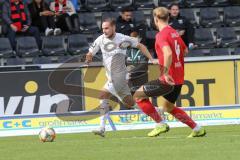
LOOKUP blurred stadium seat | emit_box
[32,56,52,64]
[85,0,110,12]
[199,8,222,27]
[132,10,148,41]
[67,34,89,55]
[16,37,40,57]
[158,0,185,7]
[185,0,207,7]
[223,6,240,27]
[101,11,119,23]
[133,10,147,27]
[216,27,239,48]
[86,33,102,43]
[234,48,240,55]
[110,0,133,10]
[181,9,198,26]
[6,57,25,65]
[187,49,211,57]
[212,0,230,6]
[210,48,231,56]
[58,55,72,63]
[194,28,216,49]
[0,38,14,58]
[42,36,66,56]
[133,0,155,9]
[58,55,82,63]
[79,13,100,33]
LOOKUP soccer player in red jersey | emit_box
[134,7,206,138]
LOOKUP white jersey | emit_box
[89,33,139,82]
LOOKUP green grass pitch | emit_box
[0,125,240,160]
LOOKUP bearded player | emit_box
[133,7,206,138]
[85,18,162,137]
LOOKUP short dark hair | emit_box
[102,18,116,26]
[120,6,133,13]
[168,3,180,10]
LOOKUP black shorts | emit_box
[143,79,182,104]
[163,85,182,104]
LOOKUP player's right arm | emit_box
[157,34,175,85]
[184,48,189,56]
[85,37,101,64]
[162,45,175,85]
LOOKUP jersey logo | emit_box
[119,41,132,49]
[103,42,117,52]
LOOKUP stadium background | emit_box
[0,0,240,137]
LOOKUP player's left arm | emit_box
[136,43,156,63]
[179,37,188,56]
[184,48,189,56]
[123,35,155,63]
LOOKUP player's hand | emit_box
[164,74,175,86]
[178,30,185,36]
[85,53,93,64]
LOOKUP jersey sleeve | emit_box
[122,35,139,48]
[89,36,101,56]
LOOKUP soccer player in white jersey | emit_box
[85,18,156,137]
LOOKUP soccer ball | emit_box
[39,127,56,142]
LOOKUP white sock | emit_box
[193,124,201,132]
[100,113,109,132]
[99,99,110,132]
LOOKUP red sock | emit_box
[136,99,162,123]
[170,106,197,129]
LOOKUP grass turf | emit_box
[0,125,240,160]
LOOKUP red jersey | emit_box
[155,25,187,85]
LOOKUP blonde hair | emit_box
[153,7,169,22]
